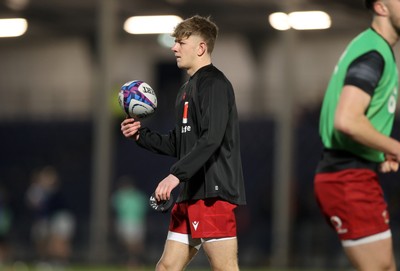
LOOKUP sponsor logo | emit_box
[181,101,191,133]
[388,87,397,114]
[142,86,155,96]
[183,101,189,124]
[192,221,199,231]
[181,125,191,133]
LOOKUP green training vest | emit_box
[319,28,398,162]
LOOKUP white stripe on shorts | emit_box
[167,231,236,250]
[341,229,391,247]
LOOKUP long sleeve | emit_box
[136,127,177,157]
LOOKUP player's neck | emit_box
[371,19,399,47]
[187,57,212,77]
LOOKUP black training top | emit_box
[137,64,246,205]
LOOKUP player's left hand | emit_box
[154,174,180,201]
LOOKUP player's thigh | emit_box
[156,239,198,271]
[344,237,396,271]
[202,238,239,271]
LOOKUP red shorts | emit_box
[169,198,237,239]
[314,169,390,240]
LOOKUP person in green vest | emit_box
[314,0,400,270]
[0,187,12,265]
[111,176,148,267]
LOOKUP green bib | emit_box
[319,28,398,162]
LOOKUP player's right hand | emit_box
[379,154,399,173]
[154,174,180,202]
[121,118,141,140]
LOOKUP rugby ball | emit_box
[118,80,157,119]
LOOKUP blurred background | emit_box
[1,0,400,270]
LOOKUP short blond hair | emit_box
[172,15,218,53]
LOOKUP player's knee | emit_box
[209,263,239,271]
[364,263,395,271]
[380,259,396,271]
[356,255,395,271]
[155,260,167,271]
[155,258,180,271]
[208,258,239,271]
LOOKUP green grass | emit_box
[61,268,336,271]
[2,265,347,271]
[67,268,342,271]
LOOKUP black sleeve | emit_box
[136,127,177,157]
[344,50,384,96]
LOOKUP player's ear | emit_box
[197,42,207,56]
[374,1,388,16]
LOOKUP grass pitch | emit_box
[4,264,348,271]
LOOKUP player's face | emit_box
[386,0,400,35]
[171,35,203,75]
